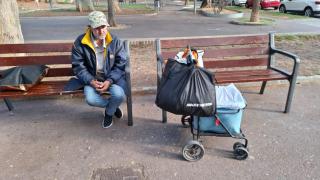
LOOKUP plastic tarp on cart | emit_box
[215,83,246,109]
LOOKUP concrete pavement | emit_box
[0,81,320,179]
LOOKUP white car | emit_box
[279,0,320,17]
[228,0,247,6]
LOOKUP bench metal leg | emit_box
[259,81,267,94]
[162,110,167,123]
[126,95,133,126]
[3,98,14,111]
[284,79,296,113]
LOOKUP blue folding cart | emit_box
[181,84,249,161]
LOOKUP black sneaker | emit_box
[114,107,123,119]
[102,113,113,128]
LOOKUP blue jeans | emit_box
[84,84,126,116]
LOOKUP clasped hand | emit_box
[91,79,111,93]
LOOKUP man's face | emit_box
[91,25,108,40]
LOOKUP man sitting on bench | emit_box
[68,11,128,128]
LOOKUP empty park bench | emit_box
[0,41,133,126]
[156,33,300,123]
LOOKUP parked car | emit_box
[227,0,247,6]
[246,0,281,9]
[279,0,320,17]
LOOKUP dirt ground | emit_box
[276,38,320,76]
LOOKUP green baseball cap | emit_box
[88,11,109,28]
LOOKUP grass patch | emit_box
[120,4,149,9]
[232,17,274,25]
[275,34,320,41]
[50,7,77,12]
[20,5,154,17]
[94,3,151,9]
[259,11,307,19]
[55,2,73,4]
[225,6,308,19]
[225,6,251,13]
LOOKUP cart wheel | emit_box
[181,115,191,128]
[233,142,245,150]
[234,146,249,160]
[182,140,205,162]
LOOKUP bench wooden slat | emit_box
[0,81,82,98]
[47,68,73,77]
[161,47,269,60]
[204,57,268,68]
[0,43,73,54]
[0,55,71,66]
[160,35,269,48]
[215,69,288,84]
[204,47,269,58]
[215,69,279,76]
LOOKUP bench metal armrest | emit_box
[156,54,164,88]
[124,40,132,89]
[125,59,131,79]
[270,47,300,78]
[124,40,133,126]
[124,40,131,86]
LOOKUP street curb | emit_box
[132,86,157,95]
[230,18,275,26]
[20,8,158,17]
[25,33,320,43]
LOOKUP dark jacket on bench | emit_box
[66,29,128,94]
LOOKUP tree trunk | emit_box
[250,0,260,22]
[107,0,117,26]
[42,0,53,8]
[212,0,225,14]
[200,0,212,8]
[0,0,24,43]
[48,0,53,9]
[114,0,122,13]
[78,0,95,12]
[75,0,80,11]
[35,0,39,7]
[184,0,189,5]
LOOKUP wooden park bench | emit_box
[156,33,300,123]
[0,41,133,126]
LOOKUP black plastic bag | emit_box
[156,58,216,116]
[0,65,49,91]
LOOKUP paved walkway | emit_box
[0,81,320,179]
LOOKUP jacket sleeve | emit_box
[106,39,127,84]
[71,43,95,85]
